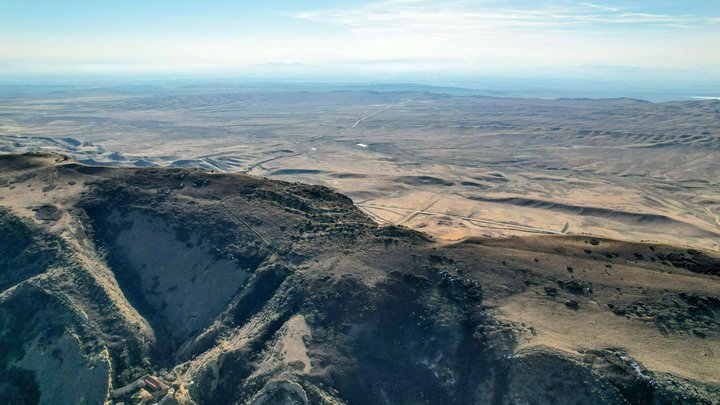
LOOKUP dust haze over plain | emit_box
[1,0,720,99]
[1,1,720,405]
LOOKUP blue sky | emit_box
[1,0,718,79]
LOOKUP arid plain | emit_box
[2,84,719,250]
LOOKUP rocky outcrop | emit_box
[0,154,718,404]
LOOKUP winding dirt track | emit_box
[356,203,563,235]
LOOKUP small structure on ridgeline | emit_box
[111,374,171,404]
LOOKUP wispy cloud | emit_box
[289,0,720,73]
[579,2,620,13]
[295,0,714,31]
[1,0,718,76]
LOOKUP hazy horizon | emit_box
[1,74,719,102]
[2,0,719,85]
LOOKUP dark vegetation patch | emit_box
[296,267,514,405]
[581,349,719,403]
[34,204,62,221]
[0,287,71,405]
[608,293,720,337]
[557,279,592,295]
[0,209,62,291]
[662,250,720,276]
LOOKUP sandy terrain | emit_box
[1,84,718,252]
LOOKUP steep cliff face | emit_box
[0,209,119,405]
[0,154,718,404]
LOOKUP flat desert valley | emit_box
[2,84,719,250]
